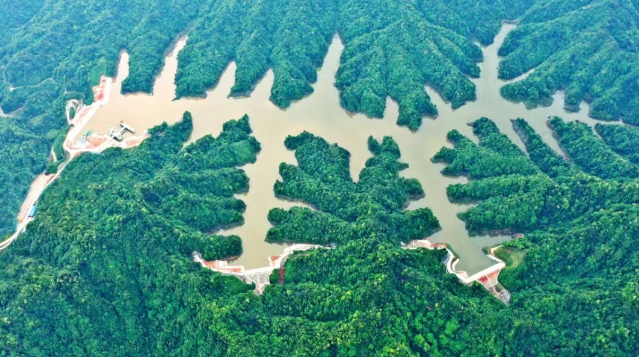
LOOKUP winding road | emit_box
[0,76,147,253]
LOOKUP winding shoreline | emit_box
[1,73,514,303]
[0,75,149,253]
[404,238,511,303]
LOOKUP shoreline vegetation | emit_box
[1,0,639,355]
[0,0,635,237]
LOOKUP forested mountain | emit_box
[499,0,639,124]
[0,0,205,237]
[175,0,531,130]
[2,0,637,236]
[0,113,261,355]
[267,133,439,245]
[434,117,639,354]
[0,115,494,356]
[3,113,639,355]
[2,0,639,355]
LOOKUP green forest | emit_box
[2,0,637,236]
[499,0,639,124]
[0,0,210,237]
[3,113,639,355]
[267,133,439,245]
[433,116,639,354]
[2,0,639,355]
[0,113,261,355]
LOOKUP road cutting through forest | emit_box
[0,76,149,253]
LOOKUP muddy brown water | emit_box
[81,24,602,273]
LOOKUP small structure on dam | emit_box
[108,121,135,141]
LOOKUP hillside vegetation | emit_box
[3,112,639,355]
[499,0,639,124]
[433,117,639,354]
[0,113,262,356]
[0,0,206,237]
[2,1,639,354]
[0,115,499,356]
[3,0,637,235]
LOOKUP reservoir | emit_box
[80,24,601,273]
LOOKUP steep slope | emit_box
[0,0,207,237]
[499,0,639,124]
[434,117,639,355]
[0,117,505,356]
[0,113,260,356]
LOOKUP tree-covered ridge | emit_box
[0,0,206,237]
[174,0,536,130]
[549,118,639,179]
[436,117,639,233]
[432,117,539,180]
[433,117,639,354]
[0,112,261,356]
[336,0,536,130]
[266,132,439,245]
[5,0,631,237]
[595,122,639,164]
[336,0,479,130]
[0,117,509,356]
[204,240,506,356]
[0,0,45,48]
[175,0,336,108]
[417,0,535,46]
[204,132,503,356]
[0,0,201,99]
[499,0,639,124]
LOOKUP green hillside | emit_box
[499,0,639,124]
[1,1,639,355]
[4,0,636,234]
[435,117,639,355]
[3,113,638,355]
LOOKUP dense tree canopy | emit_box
[0,115,509,356]
[175,0,532,130]
[0,0,206,237]
[267,132,439,245]
[434,116,639,354]
[2,0,637,236]
[4,113,639,355]
[499,0,639,124]
[0,113,262,356]
[2,1,639,354]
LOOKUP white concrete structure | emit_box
[405,239,510,303]
[195,244,332,294]
[1,76,148,253]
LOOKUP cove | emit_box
[77,24,602,274]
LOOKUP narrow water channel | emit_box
[80,24,602,273]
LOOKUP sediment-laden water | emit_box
[81,24,601,273]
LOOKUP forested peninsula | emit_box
[2,113,638,355]
[432,117,639,354]
[2,0,638,234]
[2,0,639,355]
